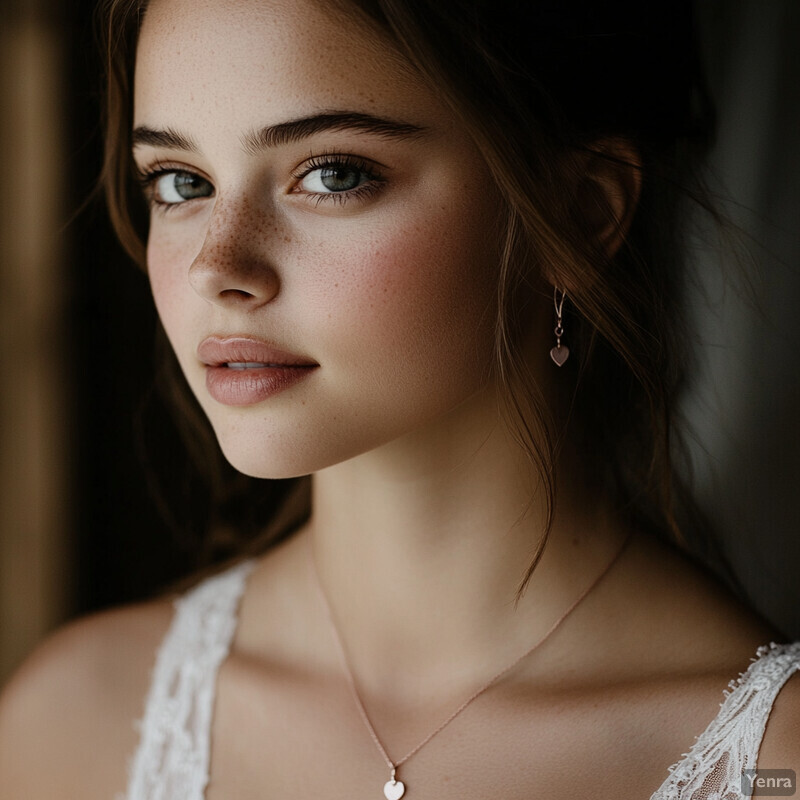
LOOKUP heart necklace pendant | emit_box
[383,768,406,800]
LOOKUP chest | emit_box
[203,657,732,800]
[119,566,796,800]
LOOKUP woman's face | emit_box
[133,0,505,478]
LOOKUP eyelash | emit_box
[136,153,386,212]
[291,153,386,206]
[136,162,203,213]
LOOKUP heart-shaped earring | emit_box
[550,344,570,366]
[551,287,569,367]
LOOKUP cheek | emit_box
[298,197,501,392]
[146,224,201,347]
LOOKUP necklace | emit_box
[309,531,632,799]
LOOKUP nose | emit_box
[188,199,280,310]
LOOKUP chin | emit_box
[211,421,357,480]
[215,432,316,480]
[210,411,418,479]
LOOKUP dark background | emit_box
[65,2,188,612]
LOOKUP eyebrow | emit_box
[132,126,199,151]
[132,112,428,155]
[243,112,428,151]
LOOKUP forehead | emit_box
[134,0,439,131]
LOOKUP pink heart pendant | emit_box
[550,345,570,366]
[384,779,406,800]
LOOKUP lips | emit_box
[198,336,318,406]
[198,336,318,368]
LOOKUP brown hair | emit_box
[99,0,741,593]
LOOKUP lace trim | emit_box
[119,559,256,800]
[650,640,800,800]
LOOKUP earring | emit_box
[550,287,570,366]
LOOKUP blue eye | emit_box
[299,164,369,194]
[294,155,384,204]
[146,170,214,206]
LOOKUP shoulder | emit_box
[623,532,786,652]
[753,644,800,775]
[0,598,175,800]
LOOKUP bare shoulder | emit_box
[616,532,785,669]
[623,534,800,760]
[0,597,175,800]
[754,663,800,776]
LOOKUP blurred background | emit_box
[1,0,191,683]
[0,0,799,684]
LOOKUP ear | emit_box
[577,137,642,261]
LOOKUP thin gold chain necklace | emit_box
[308,531,632,799]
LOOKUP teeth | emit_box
[225,362,272,369]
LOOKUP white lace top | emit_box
[119,559,800,800]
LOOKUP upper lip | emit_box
[197,336,318,367]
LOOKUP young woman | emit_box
[1,0,798,798]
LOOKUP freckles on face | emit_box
[280,179,501,419]
[134,0,505,478]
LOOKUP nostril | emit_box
[219,288,257,300]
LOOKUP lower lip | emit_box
[205,365,317,406]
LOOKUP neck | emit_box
[305,383,630,700]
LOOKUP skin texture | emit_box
[135,0,507,480]
[0,0,798,798]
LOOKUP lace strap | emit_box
[121,559,256,800]
[652,640,800,799]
